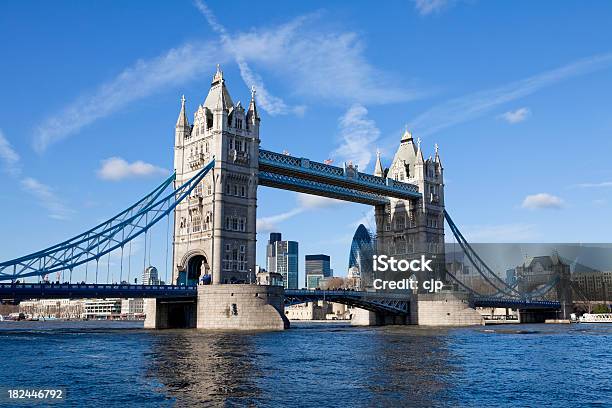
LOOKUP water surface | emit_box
[0,321,609,407]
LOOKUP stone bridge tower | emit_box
[173,66,260,286]
[373,130,446,286]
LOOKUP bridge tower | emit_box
[373,130,446,286]
[173,66,260,286]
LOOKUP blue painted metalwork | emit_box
[472,296,560,310]
[0,282,196,301]
[259,171,389,206]
[0,159,215,281]
[284,289,410,315]
[259,149,421,201]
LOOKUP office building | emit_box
[143,266,160,285]
[305,254,332,289]
[266,232,298,289]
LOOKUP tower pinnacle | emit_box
[401,127,413,142]
[374,150,384,177]
[176,94,189,128]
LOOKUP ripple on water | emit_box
[0,321,610,407]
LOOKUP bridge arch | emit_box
[178,249,210,286]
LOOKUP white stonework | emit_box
[374,130,446,287]
[173,66,260,286]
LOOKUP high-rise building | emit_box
[266,233,298,289]
[348,224,376,288]
[305,254,332,289]
[142,266,160,285]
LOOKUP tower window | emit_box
[241,186,246,197]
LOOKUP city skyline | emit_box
[1,1,612,280]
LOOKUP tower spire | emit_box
[374,150,384,177]
[176,94,189,128]
[401,126,413,142]
[415,137,424,163]
[248,85,259,120]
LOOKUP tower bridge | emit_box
[0,66,564,329]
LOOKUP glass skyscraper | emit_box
[266,233,299,289]
[305,254,332,289]
[348,224,376,288]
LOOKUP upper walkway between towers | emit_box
[258,149,421,205]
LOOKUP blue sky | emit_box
[1,1,611,284]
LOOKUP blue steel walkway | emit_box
[0,283,197,302]
[0,284,560,312]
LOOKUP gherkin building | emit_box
[348,224,376,289]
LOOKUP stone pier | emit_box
[196,284,289,330]
[351,291,484,327]
[144,285,289,330]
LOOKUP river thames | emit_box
[0,321,609,407]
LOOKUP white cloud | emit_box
[414,0,453,16]
[228,15,422,105]
[0,130,72,219]
[21,177,73,220]
[34,41,225,152]
[409,53,612,136]
[97,157,168,181]
[256,207,304,232]
[296,193,345,209]
[0,130,21,176]
[194,0,305,116]
[521,193,564,210]
[499,107,530,124]
[574,181,612,188]
[257,192,347,231]
[332,104,381,170]
[453,223,539,242]
[35,7,423,151]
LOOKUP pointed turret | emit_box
[215,81,228,111]
[434,143,442,167]
[401,128,413,143]
[176,95,189,128]
[415,137,424,163]
[204,64,234,112]
[374,150,384,177]
[247,86,259,122]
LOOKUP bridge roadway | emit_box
[0,284,560,312]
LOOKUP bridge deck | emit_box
[259,149,421,203]
[0,283,197,301]
[0,284,561,312]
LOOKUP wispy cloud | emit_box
[414,0,454,16]
[97,157,168,181]
[409,53,612,136]
[194,0,305,116]
[0,129,21,176]
[257,191,347,232]
[0,130,71,219]
[521,193,564,210]
[34,41,224,152]
[296,193,345,209]
[256,207,304,233]
[229,15,423,106]
[574,181,612,188]
[21,177,73,220]
[499,107,530,124]
[332,104,381,170]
